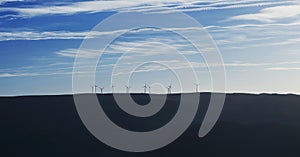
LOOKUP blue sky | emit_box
[0,0,300,95]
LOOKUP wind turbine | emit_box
[125,85,131,93]
[194,83,200,93]
[94,85,98,93]
[143,83,147,93]
[148,85,151,94]
[99,87,104,94]
[167,83,172,94]
[111,84,115,93]
[91,86,94,93]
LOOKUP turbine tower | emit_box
[125,85,131,93]
[111,85,115,93]
[194,83,200,93]
[148,85,151,94]
[167,83,172,94]
[143,83,147,93]
[99,87,104,94]
[94,85,98,93]
[91,86,94,93]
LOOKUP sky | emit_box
[0,0,300,95]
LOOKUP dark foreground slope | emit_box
[1,93,300,157]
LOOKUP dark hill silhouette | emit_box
[1,93,300,157]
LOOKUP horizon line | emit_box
[1,91,299,97]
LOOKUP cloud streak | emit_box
[265,67,300,71]
[0,30,127,41]
[0,0,295,17]
[0,27,205,41]
[228,3,300,22]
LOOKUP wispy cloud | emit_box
[56,48,100,58]
[0,0,295,17]
[0,62,115,78]
[269,37,300,46]
[207,19,300,49]
[2,20,300,51]
[0,71,90,78]
[1,61,298,78]
[0,27,206,41]
[0,72,38,77]
[141,1,294,14]
[0,0,24,4]
[0,30,127,41]
[265,67,300,71]
[228,3,300,22]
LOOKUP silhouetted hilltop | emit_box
[1,93,300,157]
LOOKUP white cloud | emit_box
[269,37,300,46]
[2,21,300,50]
[0,64,114,78]
[0,71,91,78]
[206,20,300,32]
[0,31,85,41]
[229,3,300,22]
[0,27,204,41]
[145,1,293,14]
[0,0,295,17]
[56,48,100,58]
[265,67,300,71]
[0,72,38,77]
[0,0,24,4]
[206,18,300,49]
[0,30,129,41]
